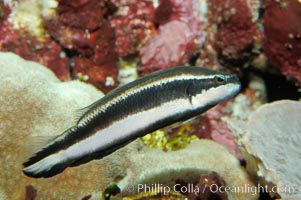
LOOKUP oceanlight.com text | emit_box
[127,183,299,196]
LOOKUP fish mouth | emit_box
[226,82,241,99]
[227,74,241,95]
[233,83,241,95]
[226,74,240,84]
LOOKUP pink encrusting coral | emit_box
[263,0,301,87]
[205,104,243,160]
[139,0,206,74]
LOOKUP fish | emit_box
[22,66,241,178]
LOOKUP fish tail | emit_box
[22,127,77,178]
[22,153,71,178]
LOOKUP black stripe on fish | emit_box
[23,66,241,178]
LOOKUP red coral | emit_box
[139,0,205,75]
[207,0,259,67]
[91,22,119,65]
[44,0,119,92]
[73,57,118,93]
[1,32,70,80]
[0,2,70,80]
[109,0,155,57]
[57,0,113,32]
[153,0,173,25]
[263,0,301,87]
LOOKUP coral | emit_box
[139,0,206,74]
[207,0,260,67]
[43,0,114,56]
[228,100,301,199]
[73,57,118,93]
[0,52,138,199]
[43,0,119,92]
[205,106,242,159]
[231,73,267,120]
[0,1,70,80]
[109,0,156,57]
[119,140,258,200]
[263,0,301,87]
[0,32,70,80]
[3,0,48,37]
[188,116,213,140]
[0,2,11,25]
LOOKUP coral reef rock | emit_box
[119,140,257,200]
[228,100,301,199]
[263,0,301,87]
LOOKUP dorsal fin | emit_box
[73,99,102,125]
[74,106,92,124]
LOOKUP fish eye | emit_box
[214,75,226,84]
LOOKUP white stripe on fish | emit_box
[23,66,241,178]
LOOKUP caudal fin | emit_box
[23,153,71,178]
[22,127,78,178]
